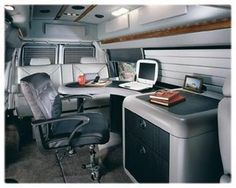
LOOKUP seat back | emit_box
[218,75,231,182]
[20,73,62,150]
[20,73,62,120]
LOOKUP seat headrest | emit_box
[80,57,97,64]
[30,58,51,66]
[223,75,231,97]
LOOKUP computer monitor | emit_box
[136,59,159,85]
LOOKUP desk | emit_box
[58,81,178,133]
[58,81,140,97]
[123,90,223,183]
[58,80,178,97]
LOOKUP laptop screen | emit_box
[138,63,156,80]
[136,59,158,85]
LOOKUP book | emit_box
[150,94,185,106]
[149,90,179,101]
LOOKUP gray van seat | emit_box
[14,58,109,117]
[17,64,62,88]
[218,75,231,183]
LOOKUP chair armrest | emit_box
[60,94,92,100]
[60,94,93,112]
[32,114,90,146]
[31,115,89,127]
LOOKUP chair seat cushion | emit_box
[49,112,110,148]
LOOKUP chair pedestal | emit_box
[82,145,101,182]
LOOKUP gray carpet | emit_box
[5,141,132,183]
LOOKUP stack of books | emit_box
[149,90,185,106]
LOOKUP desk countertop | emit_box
[58,81,140,97]
[123,90,219,138]
[58,80,180,97]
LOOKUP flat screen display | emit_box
[183,75,203,93]
[138,63,156,81]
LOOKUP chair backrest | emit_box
[20,73,62,120]
[218,75,231,182]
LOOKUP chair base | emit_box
[56,144,102,183]
[81,145,101,182]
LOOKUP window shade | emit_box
[64,47,95,64]
[22,46,56,66]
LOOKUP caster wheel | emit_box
[91,172,96,181]
[81,164,86,169]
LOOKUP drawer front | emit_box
[125,132,169,183]
[125,109,155,149]
[154,128,170,161]
[125,109,170,182]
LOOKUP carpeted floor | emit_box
[5,140,132,183]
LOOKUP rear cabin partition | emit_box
[143,47,231,94]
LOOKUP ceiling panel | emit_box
[59,5,91,21]
[33,5,61,20]
[81,5,141,24]
[32,5,141,24]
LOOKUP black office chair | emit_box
[20,73,110,182]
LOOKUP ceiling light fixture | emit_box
[5,5,15,11]
[111,8,129,17]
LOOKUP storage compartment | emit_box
[125,109,169,182]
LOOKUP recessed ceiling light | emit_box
[40,9,50,13]
[112,8,129,17]
[72,5,85,10]
[64,12,79,16]
[5,5,15,11]
[95,14,104,18]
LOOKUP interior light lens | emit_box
[5,5,15,11]
[112,8,129,16]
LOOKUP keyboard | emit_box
[119,81,153,91]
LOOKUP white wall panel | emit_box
[149,56,230,69]
[105,14,129,33]
[138,5,187,25]
[145,49,231,58]
[46,24,85,38]
[145,48,231,93]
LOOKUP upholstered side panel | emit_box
[218,98,231,175]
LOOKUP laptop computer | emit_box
[119,59,159,91]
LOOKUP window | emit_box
[21,45,57,66]
[63,46,95,64]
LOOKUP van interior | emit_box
[4,3,231,184]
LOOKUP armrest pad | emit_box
[60,94,93,101]
[31,115,89,127]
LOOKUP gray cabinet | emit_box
[123,91,223,183]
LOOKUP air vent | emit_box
[72,6,85,10]
[40,9,50,13]
[95,14,104,18]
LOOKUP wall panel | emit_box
[144,48,231,93]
